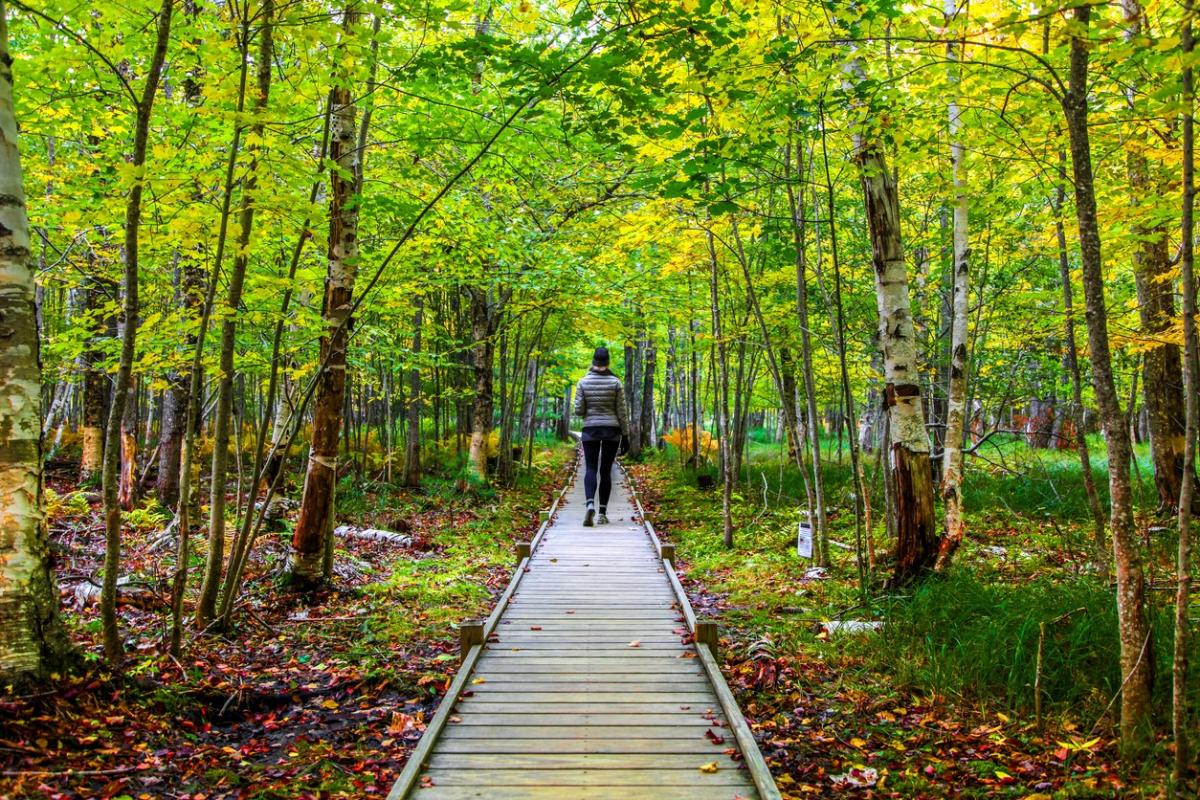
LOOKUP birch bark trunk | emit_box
[851,66,938,583]
[0,0,72,680]
[936,0,970,569]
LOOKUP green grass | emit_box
[641,432,1193,722]
[728,428,1160,524]
[856,570,1196,716]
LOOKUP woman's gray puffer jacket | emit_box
[574,368,629,434]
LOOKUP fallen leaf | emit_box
[699,761,719,773]
[530,626,542,631]
[628,640,641,648]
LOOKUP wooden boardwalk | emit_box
[389,460,780,800]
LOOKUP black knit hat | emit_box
[592,346,610,367]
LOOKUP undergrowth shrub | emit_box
[854,571,1192,718]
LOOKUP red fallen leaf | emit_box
[530,626,542,630]
[449,716,462,723]
[420,775,435,788]
[705,729,725,744]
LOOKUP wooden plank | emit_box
[418,768,753,787]
[466,680,711,692]
[436,738,729,755]
[470,672,703,684]
[440,725,727,741]
[483,643,687,651]
[479,651,696,660]
[426,753,746,771]
[411,785,751,799]
[448,713,724,727]
[457,692,717,703]
[472,656,704,667]
[455,701,725,715]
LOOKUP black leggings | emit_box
[582,438,620,509]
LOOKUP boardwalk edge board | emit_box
[619,461,783,800]
[386,453,578,800]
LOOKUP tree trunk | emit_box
[80,273,112,482]
[706,229,733,548]
[854,87,938,584]
[1174,4,1197,783]
[787,138,831,566]
[405,296,423,487]
[1120,0,1190,514]
[100,0,173,665]
[118,374,139,511]
[1063,3,1152,748]
[197,0,274,619]
[557,382,571,441]
[287,3,359,588]
[936,3,970,570]
[0,1,73,680]
[625,336,642,459]
[1054,157,1106,556]
[640,340,655,450]
[466,286,500,482]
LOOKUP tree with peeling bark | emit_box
[286,2,363,589]
[849,55,939,585]
[936,0,970,571]
[0,0,72,683]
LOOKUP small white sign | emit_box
[797,516,813,559]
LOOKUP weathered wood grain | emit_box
[392,465,775,800]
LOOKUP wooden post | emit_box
[459,618,484,663]
[660,543,676,565]
[539,509,551,522]
[696,619,718,655]
[515,541,531,564]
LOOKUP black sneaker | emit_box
[583,508,595,527]
[597,513,609,525]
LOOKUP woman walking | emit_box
[574,347,629,527]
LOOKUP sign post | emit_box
[796,513,813,559]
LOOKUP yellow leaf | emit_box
[699,762,719,773]
[321,699,338,710]
[850,737,868,749]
